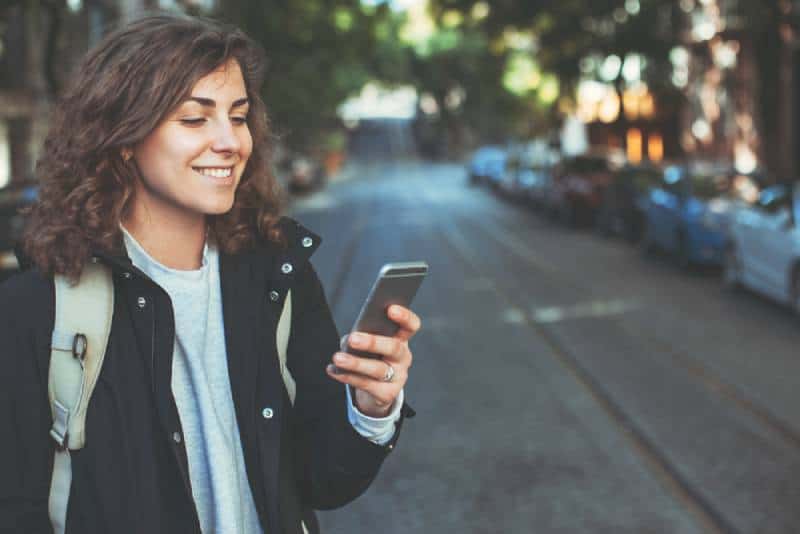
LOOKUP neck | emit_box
[122,205,207,271]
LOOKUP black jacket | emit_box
[0,217,410,534]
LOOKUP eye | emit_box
[180,118,206,126]
[231,116,248,125]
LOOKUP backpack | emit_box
[47,262,296,534]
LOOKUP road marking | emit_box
[438,217,728,534]
[502,307,527,324]
[532,299,641,324]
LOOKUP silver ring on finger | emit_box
[382,362,395,383]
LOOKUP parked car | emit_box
[515,140,560,208]
[548,151,622,226]
[595,163,662,242]
[467,146,506,187]
[0,181,37,271]
[724,183,800,313]
[639,163,742,267]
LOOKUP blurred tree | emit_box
[217,0,411,153]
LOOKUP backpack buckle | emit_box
[72,333,87,360]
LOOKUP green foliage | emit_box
[216,0,411,152]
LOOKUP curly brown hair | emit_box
[22,12,285,279]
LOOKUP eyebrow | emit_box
[185,96,249,109]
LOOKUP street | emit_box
[292,159,800,534]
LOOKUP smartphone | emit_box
[346,261,428,359]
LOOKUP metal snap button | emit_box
[137,296,146,308]
[262,407,274,419]
[269,290,280,302]
[172,431,182,444]
[302,237,313,248]
[281,263,293,274]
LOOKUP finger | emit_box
[326,365,401,405]
[347,332,408,363]
[333,352,403,382]
[387,305,422,334]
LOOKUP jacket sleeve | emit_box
[285,261,406,510]
[0,272,56,534]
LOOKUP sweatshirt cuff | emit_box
[346,386,404,446]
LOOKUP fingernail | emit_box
[390,306,402,318]
[326,364,339,375]
[334,353,349,364]
[349,332,365,346]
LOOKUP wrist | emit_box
[353,387,393,417]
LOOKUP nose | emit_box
[211,120,241,154]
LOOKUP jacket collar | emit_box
[82,216,321,281]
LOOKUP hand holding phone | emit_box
[346,261,428,359]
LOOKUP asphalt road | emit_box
[291,159,800,534]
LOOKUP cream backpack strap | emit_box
[48,262,114,534]
[276,289,296,405]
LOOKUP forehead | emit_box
[189,59,247,99]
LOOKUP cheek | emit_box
[241,128,253,161]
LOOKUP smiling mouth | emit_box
[192,166,234,178]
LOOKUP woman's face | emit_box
[131,59,253,225]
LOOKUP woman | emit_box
[0,13,418,534]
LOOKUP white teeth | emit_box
[195,167,232,178]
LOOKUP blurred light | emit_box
[712,40,739,69]
[502,54,541,95]
[538,75,560,105]
[622,83,652,120]
[445,86,465,110]
[334,8,354,31]
[692,119,712,142]
[503,30,535,51]
[672,71,689,88]
[399,0,436,47]
[599,55,622,82]
[731,174,760,203]
[338,83,418,120]
[442,9,463,28]
[580,55,599,75]
[613,8,628,24]
[627,128,643,163]
[648,132,664,162]
[598,92,621,123]
[67,0,82,11]
[561,115,589,156]
[622,53,642,82]
[640,92,655,119]
[471,2,490,20]
[625,0,641,15]
[734,141,758,174]
[693,20,717,41]
[0,120,9,188]
[419,93,439,115]
[669,46,690,67]
[665,166,683,183]
[679,0,695,13]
